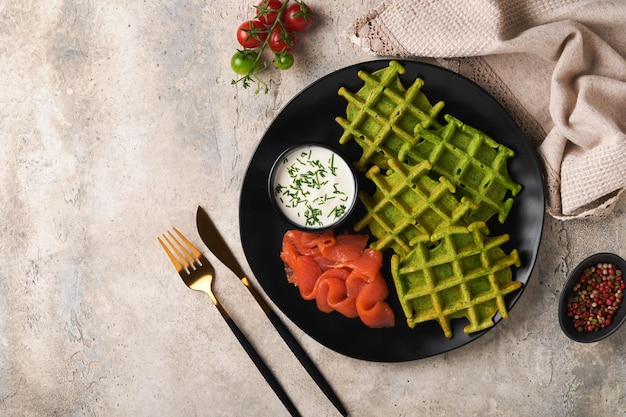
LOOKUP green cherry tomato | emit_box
[273,52,294,70]
[230,50,259,75]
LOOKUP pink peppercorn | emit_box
[566,263,624,333]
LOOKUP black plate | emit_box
[239,60,545,362]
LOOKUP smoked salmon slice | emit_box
[281,229,395,328]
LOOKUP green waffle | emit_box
[400,114,521,223]
[390,222,521,338]
[355,156,522,337]
[336,61,523,337]
[336,60,521,224]
[336,60,444,171]
[354,158,477,257]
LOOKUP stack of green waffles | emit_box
[336,60,522,338]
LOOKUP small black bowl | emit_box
[558,252,626,343]
[268,143,359,232]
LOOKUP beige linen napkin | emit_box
[349,0,626,220]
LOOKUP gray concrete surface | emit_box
[1,1,625,416]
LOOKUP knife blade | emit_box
[196,205,348,417]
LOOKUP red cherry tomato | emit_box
[282,2,314,32]
[255,0,283,26]
[236,20,268,48]
[268,26,295,52]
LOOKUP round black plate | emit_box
[239,60,545,362]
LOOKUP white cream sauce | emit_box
[271,145,357,229]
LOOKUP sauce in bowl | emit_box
[269,144,358,230]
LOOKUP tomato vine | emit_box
[230,0,315,94]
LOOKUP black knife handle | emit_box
[224,316,302,417]
[267,310,348,417]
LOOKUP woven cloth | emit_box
[349,0,626,220]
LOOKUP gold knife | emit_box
[196,206,348,417]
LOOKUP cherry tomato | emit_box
[255,0,283,26]
[236,20,267,49]
[230,50,259,75]
[282,2,314,32]
[273,52,294,70]
[268,26,295,53]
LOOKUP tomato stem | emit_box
[247,0,290,71]
[231,0,312,93]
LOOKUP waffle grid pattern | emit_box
[391,222,521,338]
[355,158,477,256]
[336,60,445,171]
[336,61,523,338]
[401,114,522,223]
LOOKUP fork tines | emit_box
[158,227,202,274]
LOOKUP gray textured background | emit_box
[1,1,625,416]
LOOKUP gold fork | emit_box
[158,228,302,417]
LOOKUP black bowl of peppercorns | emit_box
[559,253,626,343]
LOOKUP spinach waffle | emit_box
[337,60,523,338]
